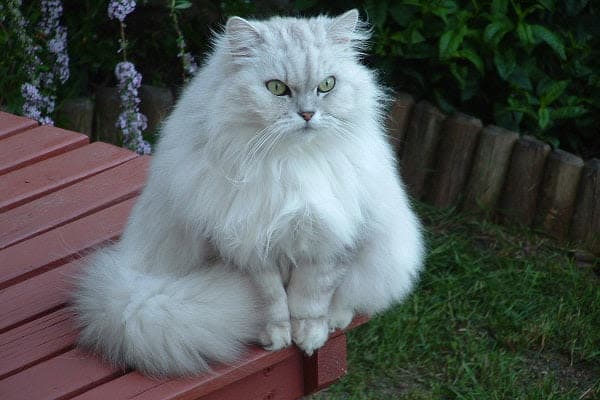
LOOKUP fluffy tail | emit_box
[72,245,262,377]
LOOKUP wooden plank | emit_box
[425,113,482,207]
[0,349,122,400]
[71,319,367,400]
[570,159,600,253]
[0,112,38,140]
[0,156,149,250]
[0,125,88,176]
[0,142,137,213]
[201,352,304,400]
[498,135,551,225]
[303,333,347,394]
[0,258,81,333]
[534,150,584,240]
[400,101,446,199]
[0,197,137,290]
[462,125,518,213]
[386,92,415,157]
[0,308,76,380]
[71,347,299,400]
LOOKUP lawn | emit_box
[313,204,599,399]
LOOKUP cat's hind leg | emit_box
[328,228,423,331]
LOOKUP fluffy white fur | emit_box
[73,9,424,377]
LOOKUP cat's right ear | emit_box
[225,17,261,58]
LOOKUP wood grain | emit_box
[0,125,88,176]
[0,142,136,213]
[0,156,149,250]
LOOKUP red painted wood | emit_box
[0,349,123,400]
[0,125,88,176]
[0,156,149,250]
[0,257,82,333]
[201,352,304,400]
[0,112,38,140]
[0,197,137,290]
[0,308,77,379]
[0,142,136,212]
[303,334,347,394]
[71,346,300,400]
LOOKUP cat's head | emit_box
[212,10,383,146]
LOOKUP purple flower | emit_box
[181,52,198,76]
[108,0,136,22]
[114,61,151,154]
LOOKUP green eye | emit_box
[266,80,289,96]
[317,76,336,93]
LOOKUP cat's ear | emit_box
[328,9,361,43]
[225,17,261,58]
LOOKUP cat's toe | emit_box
[291,318,329,356]
[258,321,292,351]
[328,309,354,332]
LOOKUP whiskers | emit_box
[227,121,288,184]
[321,114,359,142]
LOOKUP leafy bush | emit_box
[296,0,600,158]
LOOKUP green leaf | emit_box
[551,105,588,120]
[540,80,569,107]
[531,25,566,60]
[410,29,426,44]
[516,23,535,47]
[457,48,484,74]
[449,63,468,89]
[483,19,514,46]
[439,25,467,59]
[174,1,192,9]
[494,49,516,80]
[538,107,551,129]
[507,67,533,91]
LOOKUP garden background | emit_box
[1,0,599,159]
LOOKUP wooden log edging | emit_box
[400,101,446,199]
[389,92,599,255]
[462,125,519,213]
[425,113,482,208]
[570,159,600,254]
[499,135,551,226]
[535,150,584,240]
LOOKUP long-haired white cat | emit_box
[73,9,424,377]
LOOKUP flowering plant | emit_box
[108,0,151,155]
[8,0,69,126]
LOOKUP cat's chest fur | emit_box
[204,150,367,270]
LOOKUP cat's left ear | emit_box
[328,9,361,43]
[225,16,261,58]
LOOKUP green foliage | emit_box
[296,0,599,157]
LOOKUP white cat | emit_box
[73,9,424,377]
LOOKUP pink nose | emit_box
[299,111,314,122]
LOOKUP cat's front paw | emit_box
[258,321,292,351]
[328,308,354,332]
[291,318,329,356]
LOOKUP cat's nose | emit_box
[299,111,315,122]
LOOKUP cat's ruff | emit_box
[72,9,424,377]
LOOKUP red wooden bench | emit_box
[0,111,367,400]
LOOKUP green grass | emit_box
[314,204,600,399]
